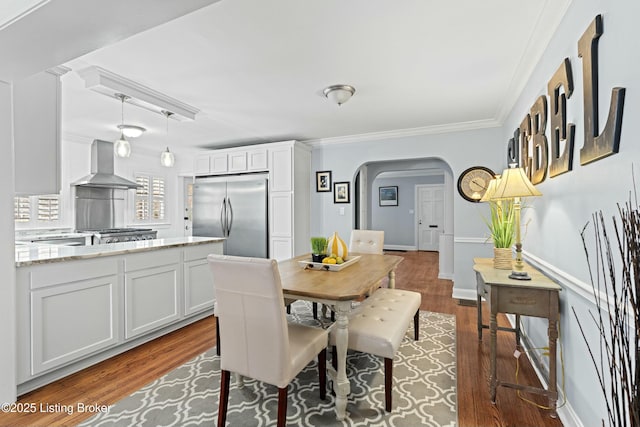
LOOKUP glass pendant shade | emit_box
[160,147,175,167]
[114,133,131,158]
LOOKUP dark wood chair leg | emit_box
[318,349,327,400]
[384,358,393,412]
[215,316,221,356]
[277,386,288,427]
[218,369,231,427]
[331,310,335,322]
[312,302,318,319]
[414,310,420,340]
[286,304,291,314]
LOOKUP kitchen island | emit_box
[15,236,224,394]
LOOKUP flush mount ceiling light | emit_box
[117,124,146,138]
[78,66,200,122]
[323,84,356,106]
[114,94,131,158]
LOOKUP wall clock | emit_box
[457,166,495,203]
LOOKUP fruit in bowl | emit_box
[322,254,345,265]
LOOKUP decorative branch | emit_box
[574,198,640,427]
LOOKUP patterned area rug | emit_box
[79,302,457,427]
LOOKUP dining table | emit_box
[277,252,404,420]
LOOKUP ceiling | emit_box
[57,0,571,154]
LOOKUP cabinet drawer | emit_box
[496,287,552,318]
[184,242,223,261]
[124,249,181,272]
[29,258,118,289]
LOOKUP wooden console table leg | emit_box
[490,311,498,404]
[477,293,483,340]
[515,313,521,346]
[548,314,559,417]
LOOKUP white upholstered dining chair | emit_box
[349,229,385,255]
[207,254,328,427]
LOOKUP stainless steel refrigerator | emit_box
[192,173,268,258]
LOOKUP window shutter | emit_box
[37,195,60,221]
[14,197,31,222]
[152,177,165,220]
[135,176,150,220]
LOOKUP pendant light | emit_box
[160,110,175,167]
[114,93,131,158]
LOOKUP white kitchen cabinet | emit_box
[194,147,268,176]
[194,155,211,175]
[192,141,309,260]
[268,141,310,260]
[16,257,119,380]
[210,152,229,173]
[271,238,292,261]
[16,240,223,392]
[124,249,181,339]
[31,276,119,375]
[270,192,292,237]
[270,147,293,192]
[228,151,247,172]
[247,148,268,171]
[13,67,69,195]
[183,243,222,315]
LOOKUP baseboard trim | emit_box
[451,287,476,301]
[506,316,584,427]
[438,272,454,280]
[384,244,417,251]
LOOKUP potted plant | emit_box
[310,237,327,263]
[483,199,515,269]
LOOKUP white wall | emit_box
[0,82,17,404]
[21,137,188,238]
[500,1,640,425]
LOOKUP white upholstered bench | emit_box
[329,287,422,411]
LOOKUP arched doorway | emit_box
[353,157,454,280]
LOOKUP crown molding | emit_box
[303,119,501,147]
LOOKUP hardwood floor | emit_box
[0,251,564,427]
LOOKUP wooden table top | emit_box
[278,253,403,301]
[473,257,561,291]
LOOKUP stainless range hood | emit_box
[72,139,141,189]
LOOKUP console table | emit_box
[473,257,561,416]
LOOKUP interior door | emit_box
[417,185,444,251]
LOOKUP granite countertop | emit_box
[16,236,226,267]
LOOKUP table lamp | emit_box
[480,174,501,203]
[490,164,542,280]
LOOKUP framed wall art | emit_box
[379,186,398,206]
[316,170,332,192]
[333,181,350,203]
